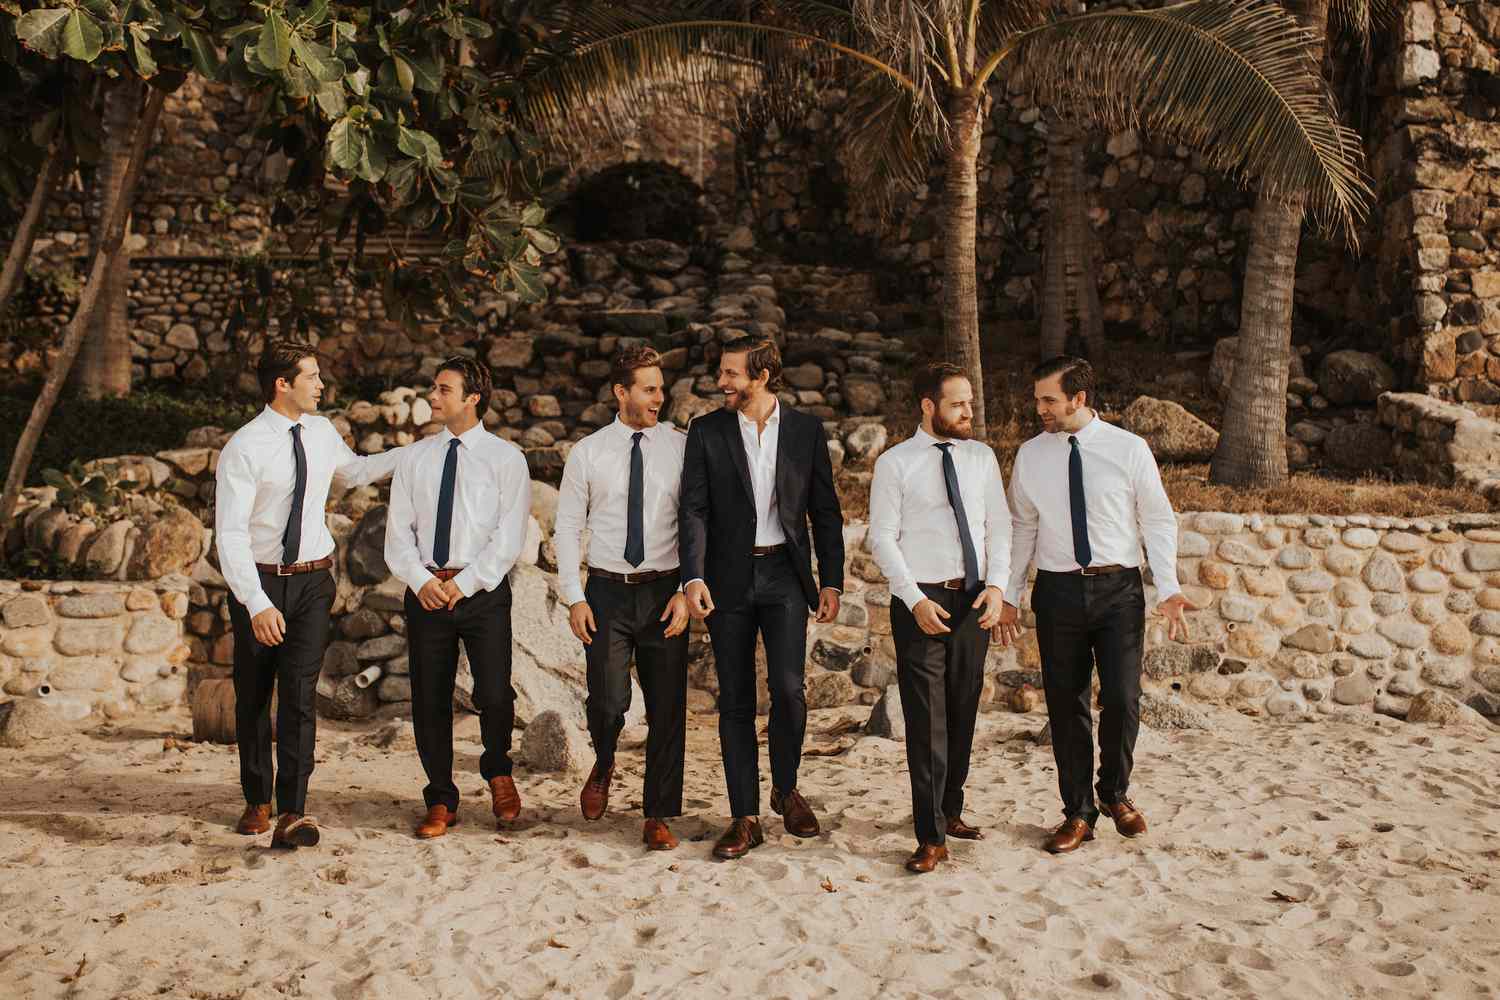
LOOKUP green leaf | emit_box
[384,157,418,204]
[62,10,105,62]
[355,132,388,182]
[395,126,440,166]
[288,33,343,83]
[16,8,73,58]
[524,227,560,255]
[506,263,546,303]
[130,32,158,77]
[520,203,545,227]
[314,81,346,117]
[405,53,441,93]
[326,115,360,171]
[389,54,413,94]
[258,10,291,71]
[42,468,69,489]
[458,17,492,40]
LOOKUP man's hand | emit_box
[912,598,951,636]
[440,579,465,611]
[815,587,840,624]
[972,586,1006,630]
[685,580,715,620]
[416,579,448,612]
[250,607,286,646]
[995,602,1022,647]
[1158,593,1196,642]
[661,593,690,638]
[570,601,597,645]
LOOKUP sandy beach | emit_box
[1,706,1497,1000]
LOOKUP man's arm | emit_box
[982,447,1011,597]
[452,447,532,598]
[553,443,591,607]
[332,425,405,487]
[382,448,436,597]
[1005,449,1039,603]
[1132,442,1182,603]
[213,443,273,617]
[868,453,924,611]
[807,418,845,593]
[678,416,710,586]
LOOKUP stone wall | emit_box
[0,578,193,722]
[1379,390,1500,500]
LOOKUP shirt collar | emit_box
[612,416,658,442]
[1070,411,1102,442]
[261,405,303,432]
[912,426,957,448]
[738,399,780,428]
[439,422,487,447]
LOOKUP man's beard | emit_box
[933,412,973,440]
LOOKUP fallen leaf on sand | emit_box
[1270,890,1305,903]
[820,877,837,893]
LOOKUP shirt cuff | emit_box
[894,583,926,612]
[452,567,481,599]
[685,577,705,588]
[561,581,586,607]
[245,591,274,618]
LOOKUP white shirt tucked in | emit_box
[215,406,404,618]
[740,400,787,547]
[554,417,687,606]
[383,422,531,599]
[869,428,1012,613]
[1005,413,1182,603]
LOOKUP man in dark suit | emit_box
[680,335,845,860]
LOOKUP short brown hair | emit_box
[437,355,493,414]
[914,362,968,408]
[720,335,783,390]
[1033,355,1095,406]
[610,345,662,391]
[257,339,317,404]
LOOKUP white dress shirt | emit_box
[869,428,1012,612]
[215,406,405,618]
[383,422,531,599]
[1005,412,1182,603]
[554,417,687,606]
[740,400,787,547]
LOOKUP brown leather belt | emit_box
[428,567,464,581]
[751,544,786,557]
[587,566,680,584]
[921,577,970,591]
[1066,564,1131,577]
[256,556,333,576]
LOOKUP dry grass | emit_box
[1159,466,1489,516]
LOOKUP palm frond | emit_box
[838,71,938,217]
[1329,0,1400,47]
[999,0,1372,241]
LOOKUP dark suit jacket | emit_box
[679,404,845,610]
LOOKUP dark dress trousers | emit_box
[679,405,845,817]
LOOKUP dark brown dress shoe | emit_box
[415,804,459,839]
[270,813,320,849]
[489,775,521,823]
[712,817,765,860]
[1043,817,1095,854]
[235,803,272,835]
[945,816,984,840]
[580,762,614,821]
[642,818,679,851]
[770,787,820,838]
[905,843,949,873]
[1100,797,1148,838]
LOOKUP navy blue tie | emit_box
[935,443,980,593]
[281,424,307,565]
[1068,435,1092,569]
[432,438,460,569]
[624,431,645,567]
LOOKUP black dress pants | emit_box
[707,550,809,818]
[405,579,515,812]
[582,572,689,818]
[1032,568,1146,825]
[890,584,989,846]
[227,567,336,815]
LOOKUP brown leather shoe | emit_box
[580,762,614,821]
[415,804,460,839]
[1043,817,1095,854]
[489,775,521,823]
[235,803,272,835]
[712,817,765,860]
[905,843,949,873]
[270,813,320,849]
[945,816,984,840]
[1100,797,1148,838]
[770,786,820,838]
[643,818,679,851]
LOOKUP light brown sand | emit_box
[1,707,1497,999]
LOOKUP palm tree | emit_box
[519,0,1369,438]
[1210,0,1392,486]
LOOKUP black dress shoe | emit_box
[712,817,765,860]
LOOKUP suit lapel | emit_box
[724,412,754,506]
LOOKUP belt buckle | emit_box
[623,571,641,584]
[942,579,961,590]
[1080,566,1101,577]
[277,563,294,576]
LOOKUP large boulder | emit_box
[1122,396,1219,461]
[346,505,390,585]
[1406,689,1492,728]
[1138,692,1211,730]
[519,709,593,772]
[1209,337,1305,400]
[1322,424,1393,473]
[1317,350,1396,405]
[130,507,206,579]
[0,698,73,748]
[864,685,905,741]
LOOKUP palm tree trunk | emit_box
[0,142,64,314]
[1040,116,1103,359]
[74,79,142,400]
[941,88,987,438]
[1209,0,1329,487]
[0,88,166,531]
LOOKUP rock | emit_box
[124,615,178,655]
[131,507,205,578]
[487,336,535,369]
[1318,350,1395,405]
[2,594,51,628]
[519,709,593,772]
[1406,690,1491,728]
[842,379,886,416]
[347,505,390,585]
[137,674,186,708]
[1265,689,1307,717]
[1332,674,1376,705]
[844,423,889,462]
[57,593,126,618]
[54,621,123,656]
[531,481,561,537]
[667,393,721,428]
[806,670,857,709]
[377,675,412,702]
[84,519,134,577]
[1322,424,1392,473]
[786,363,824,390]
[810,628,870,672]
[852,655,897,690]
[357,634,406,662]
[322,641,360,678]
[318,674,380,720]
[1121,396,1219,461]
[864,685,905,741]
[1283,623,1337,654]
[1139,692,1211,730]
[0,699,72,748]
[341,608,387,641]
